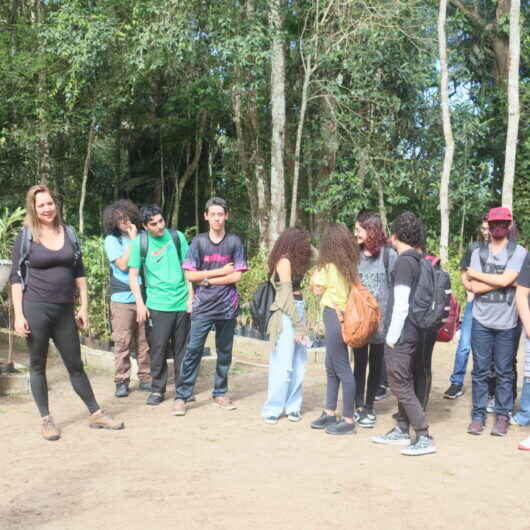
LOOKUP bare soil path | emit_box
[1,342,530,530]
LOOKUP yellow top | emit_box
[312,263,350,312]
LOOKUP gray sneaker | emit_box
[372,426,411,446]
[401,435,437,456]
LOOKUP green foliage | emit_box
[446,256,466,309]
[80,236,111,341]
[0,208,25,260]
[237,249,268,325]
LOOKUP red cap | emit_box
[487,207,512,222]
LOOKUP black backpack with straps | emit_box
[17,225,81,291]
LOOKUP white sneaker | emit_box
[486,397,495,414]
[372,426,410,446]
[401,435,437,456]
[518,435,530,451]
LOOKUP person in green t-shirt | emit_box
[128,204,193,407]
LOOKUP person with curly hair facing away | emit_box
[353,212,397,428]
[372,211,436,456]
[310,223,360,435]
[103,199,151,398]
[261,227,312,424]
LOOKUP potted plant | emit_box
[0,207,25,374]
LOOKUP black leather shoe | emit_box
[310,412,337,430]
[146,392,164,406]
[115,382,129,398]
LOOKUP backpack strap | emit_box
[506,240,516,262]
[478,242,489,272]
[139,230,149,295]
[382,246,390,284]
[18,227,32,290]
[64,224,81,267]
[168,229,182,263]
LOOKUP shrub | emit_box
[81,236,111,342]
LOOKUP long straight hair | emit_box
[24,184,63,242]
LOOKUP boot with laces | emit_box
[89,410,125,430]
[41,416,61,441]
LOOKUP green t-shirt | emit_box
[128,229,189,312]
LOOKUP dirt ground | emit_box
[1,340,530,530]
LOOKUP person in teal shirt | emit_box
[128,204,193,407]
[103,200,151,398]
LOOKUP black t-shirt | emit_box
[386,248,421,344]
[10,230,85,304]
[459,241,480,270]
[518,253,530,309]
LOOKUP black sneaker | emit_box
[444,384,464,399]
[146,392,164,406]
[374,386,388,401]
[115,382,129,398]
[311,412,337,430]
[325,420,356,435]
[357,410,377,428]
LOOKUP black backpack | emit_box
[408,254,452,330]
[249,278,276,340]
[17,225,81,291]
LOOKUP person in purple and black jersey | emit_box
[172,197,248,417]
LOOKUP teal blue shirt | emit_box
[104,234,139,304]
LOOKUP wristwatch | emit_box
[201,278,211,287]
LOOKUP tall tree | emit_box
[438,0,454,263]
[502,0,520,210]
[269,0,286,243]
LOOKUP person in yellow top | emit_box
[310,223,360,435]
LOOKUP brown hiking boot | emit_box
[212,395,237,410]
[41,416,61,441]
[89,410,124,430]
[172,399,186,416]
[467,418,485,435]
[491,415,509,437]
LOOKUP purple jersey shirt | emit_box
[182,233,248,320]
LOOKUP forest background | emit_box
[0,0,528,342]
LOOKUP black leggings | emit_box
[413,329,437,410]
[24,301,99,417]
[353,343,384,412]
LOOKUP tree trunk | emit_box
[374,171,388,231]
[171,112,207,228]
[194,166,199,233]
[438,0,454,264]
[35,0,49,184]
[502,0,520,211]
[79,116,97,234]
[290,54,312,227]
[269,0,286,244]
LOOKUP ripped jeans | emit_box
[262,300,308,418]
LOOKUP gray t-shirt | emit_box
[470,243,527,330]
[358,247,397,343]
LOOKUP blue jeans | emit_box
[470,318,516,420]
[513,336,530,426]
[262,301,307,417]
[513,378,530,426]
[449,301,473,386]
[175,317,235,400]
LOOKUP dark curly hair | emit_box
[103,200,140,236]
[268,227,311,278]
[317,223,359,285]
[356,211,388,256]
[391,211,424,248]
